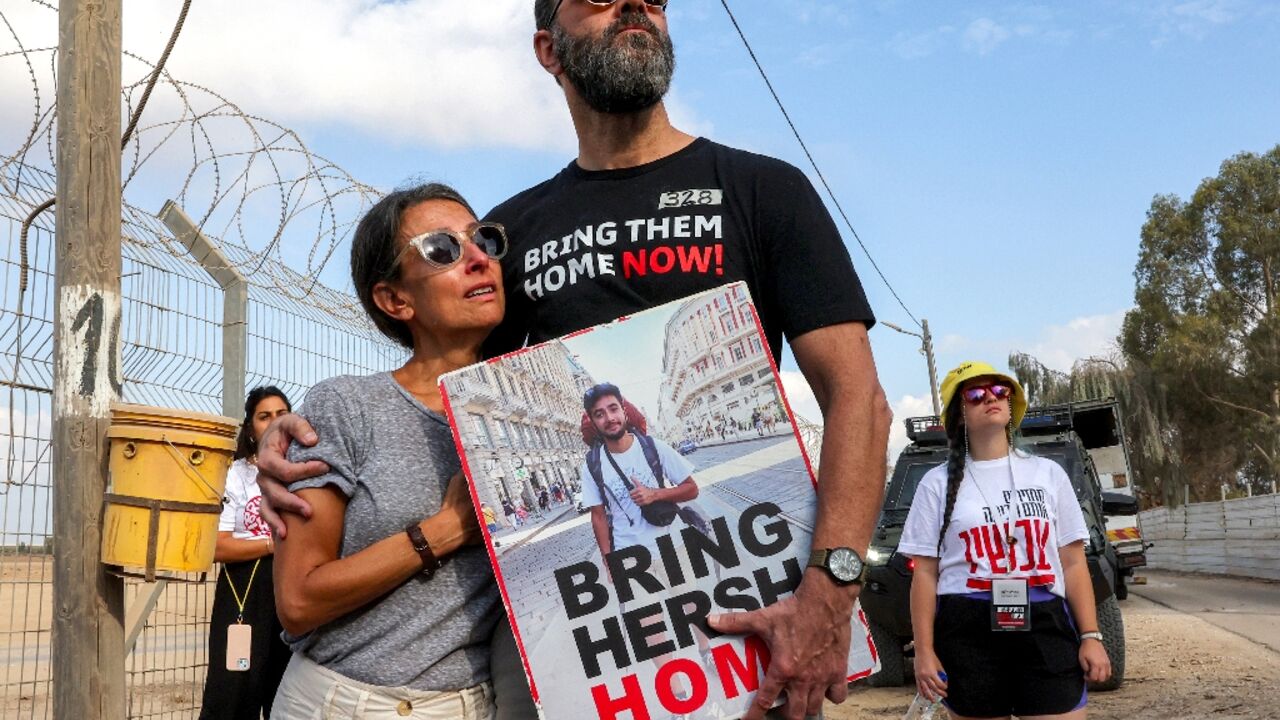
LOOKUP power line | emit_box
[716,0,921,329]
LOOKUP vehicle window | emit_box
[888,461,942,509]
[1020,445,1086,499]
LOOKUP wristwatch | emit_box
[1080,631,1104,643]
[807,547,867,586]
[405,522,443,579]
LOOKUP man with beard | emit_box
[256,2,890,717]
[481,5,890,716]
[579,383,698,561]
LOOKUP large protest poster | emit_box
[440,282,878,720]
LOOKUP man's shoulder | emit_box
[701,139,807,181]
[485,172,567,226]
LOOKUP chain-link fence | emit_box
[1,159,405,719]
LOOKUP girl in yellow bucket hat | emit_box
[897,361,1111,719]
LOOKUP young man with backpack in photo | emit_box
[579,383,699,558]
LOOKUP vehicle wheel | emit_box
[863,620,905,687]
[1115,575,1129,601]
[1090,595,1125,691]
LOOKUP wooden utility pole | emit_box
[52,1,126,718]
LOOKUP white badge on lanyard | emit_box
[991,578,1031,631]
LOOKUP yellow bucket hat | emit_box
[938,360,1027,429]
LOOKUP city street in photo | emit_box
[440,283,877,720]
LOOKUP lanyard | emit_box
[966,453,1020,549]
[224,558,261,624]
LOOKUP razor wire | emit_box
[0,2,408,716]
[1,0,382,305]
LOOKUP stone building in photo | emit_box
[447,341,595,521]
[656,285,788,444]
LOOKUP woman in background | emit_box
[900,361,1110,719]
[199,386,293,719]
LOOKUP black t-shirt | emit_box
[483,138,875,361]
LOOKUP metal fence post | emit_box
[158,201,248,418]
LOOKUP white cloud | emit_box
[778,370,821,424]
[888,393,934,461]
[936,309,1129,376]
[1021,309,1128,373]
[1150,0,1241,45]
[1171,0,1237,25]
[963,18,1012,55]
[2,1,711,156]
[777,373,934,468]
[888,26,956,60]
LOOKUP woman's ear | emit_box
[372,280,415,324]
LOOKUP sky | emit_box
[3,0,1279,463]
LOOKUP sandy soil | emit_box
[6,554,1279,719]
[826,595,1280,720]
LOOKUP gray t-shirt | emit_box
[284,372,500,691]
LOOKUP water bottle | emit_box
[902,671,947,720]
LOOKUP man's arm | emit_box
[589,505,612,582]
[708,321,891,720]
[629,476,698,506]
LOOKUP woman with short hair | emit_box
[269,183,531,719]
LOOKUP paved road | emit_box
[1132,569,1280,653]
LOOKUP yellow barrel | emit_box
[101,403,239,580]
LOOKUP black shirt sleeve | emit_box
[750,158,876,341]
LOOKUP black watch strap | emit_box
[405,523,443,578]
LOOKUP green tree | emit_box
[1121,145,1280,498]
[1008,352,1175,507]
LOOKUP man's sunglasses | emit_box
[395,223,508,273]
[961,383,1013,404]
[548,0,669,26]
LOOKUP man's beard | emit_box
[594,421,627,442]
[553,12,675,114]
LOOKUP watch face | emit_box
[828,548,862,582]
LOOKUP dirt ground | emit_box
[7,554,1280,719]
[826,594,1280,720]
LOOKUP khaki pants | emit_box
[271,653,495,720]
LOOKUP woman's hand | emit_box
[913,648,948,702]
[1079,637,1111,683]
[436,471,483,548]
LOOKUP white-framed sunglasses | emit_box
[394,222,508,273]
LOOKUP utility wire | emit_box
[717,0,921,329]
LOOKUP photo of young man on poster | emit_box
[581,382,701,559]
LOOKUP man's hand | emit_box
[708,569,856,720]
[256,413,328,538]
[628,484,659,506]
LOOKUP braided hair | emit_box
[936,397,966,554]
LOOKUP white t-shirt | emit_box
[899,452,1089,599]
[579,434,695,551]
[218,458,272,541]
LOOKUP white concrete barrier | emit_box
[1139,493,1280,581]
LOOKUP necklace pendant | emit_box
[1007,536,1018,547]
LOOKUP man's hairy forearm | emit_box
[810,380,890,552]
[792,323,891,555]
